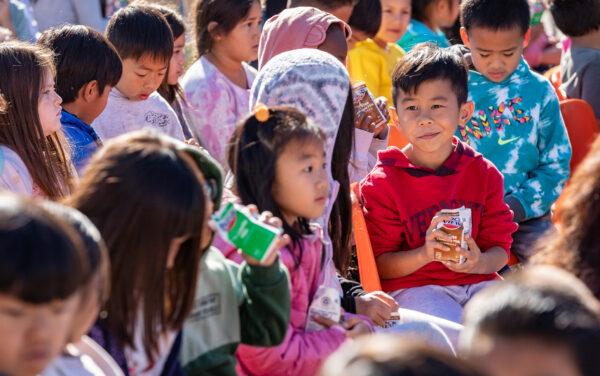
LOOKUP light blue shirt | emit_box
[397,19,450,52]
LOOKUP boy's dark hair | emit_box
[289,0,359,10]
[463,266,600,376]
[193,0,257,56]
[411,0,453,23]
[321,334,484,376]
[348,0,382,38]
[461,0,530,35]
[0,194,87,304]
[230,106,325,264]
[546,0,600,37]
[106,4,174,62]
[38,25,122,104]
[392,43,469,105]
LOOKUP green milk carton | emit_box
[211,202,282,262]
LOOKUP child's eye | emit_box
[136,73,147,78]
[51,303,67,315]
[303,165,314,173]
[405,105,418,111]
[503,52,515,57]
[479,53,490,58]
[0,307,24,318]
[431,104,444,110]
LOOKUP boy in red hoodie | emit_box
[360,43,518,324]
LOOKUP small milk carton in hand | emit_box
[306,285,342,332]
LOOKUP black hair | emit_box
[348,0,382,38]
[0,194,87,304]
[412,0,453,23]
[464,268,600,376]
[289,0,359,9]
[546,0,600,37]
[193,0,258,56]
[38,25,122,104]
[461,0,530,35]
[332,88,354,275]
[151,4,186,104]
[106,4,174,63]
[230,106,326,264]
[392,43,468,106]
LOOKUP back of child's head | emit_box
[392,43,468,106]
[106,4,174,63]
[0,194,87,304]
[532,135,600,299]
[69,130,207,358]
[193,0,258,56]
[230,105,326,244]
[411,0,455,23]
[461,266,600,376]
[320,334,483,376]
[460,0,530,35]
[0,41,72,199]
[546,0,600,37]
[348,0,382,38]
[38,25,122,105]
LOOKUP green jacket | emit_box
[181,247,290,375]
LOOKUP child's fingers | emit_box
[432,241,452,253]
[246,204,258,215]
[313,315,338,328]
[372,291,399,309]
[465,235,480,252]
[429,214,453,230]
[430,228,454,244]
[266,215,283,228]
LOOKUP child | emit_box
[31,0,107,32]
[92,5,185,142]
[38,25,123,175]
[232,105,373,376]
[523,0,561,70]
[179,137,291,375]
[547,0,600,123]
[532,135,600,300]
[348,0,409,104]
[0,41,74,199]
[182,0,261,166]
[459,0,571,261]
[320,335,483,376]
[154,4,194,140]
[70,130,288,374]
[288,0,358,22]
[0,194,86,376]
[398,0,459,51]
[461,266,600,376]
[40,202,123,376]
[347,0,381,48]
[360,44,518,325]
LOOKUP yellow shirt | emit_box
[347,39,405,104]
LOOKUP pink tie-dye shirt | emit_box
[182,56,257,167]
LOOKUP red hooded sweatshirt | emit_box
[359,138,518,292]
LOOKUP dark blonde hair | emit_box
[69,130,207,361]
[0,42,73,199]
[532,135,600,299]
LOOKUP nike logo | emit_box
[498,137,519,146]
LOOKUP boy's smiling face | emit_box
[395,78,473,167]
[117,54,168,101]
[461,26,530,83]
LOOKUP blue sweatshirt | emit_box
[397,19,450,52]
[61,110,102,175]
[458,58,571,222]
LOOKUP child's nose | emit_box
[417,113,434,126]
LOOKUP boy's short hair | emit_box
[38,25,122,104]
[460,0,530,35]
[106,4,174,62]
[546,0,600,37]
[392,43,469,105]
[347,0,382,38]
[462,266,600,376]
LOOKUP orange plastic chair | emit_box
[351,183,382,292]
[544,66,565,100]
[560,99,599,172]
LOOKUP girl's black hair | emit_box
[193,0,259,56]
[0,194,87,304]
[330,88,355,276]
[230,106,326,264]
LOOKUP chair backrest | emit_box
[350,183,382,292]
[544,66,565,100]
[560,99,599,172]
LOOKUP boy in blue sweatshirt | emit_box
[38,25,122,174]
[457,0,571,262]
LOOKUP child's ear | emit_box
[459,101,474,126]
[207,21,222,40]
[460,27,470,48]
[523,28,532,49]
[82,80,100,102]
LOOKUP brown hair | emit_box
[69,130,207,361]
[531,136,600,299]
[0,42,73,199]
